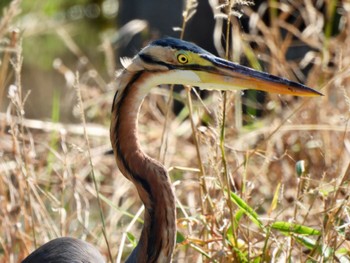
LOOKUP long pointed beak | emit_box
[195,54,323,97]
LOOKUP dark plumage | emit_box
[151,37,212,55]
[22,237,105,263]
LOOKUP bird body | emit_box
[21,237,105,263]
[22,38,322,263]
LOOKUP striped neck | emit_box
[110,69,176,262]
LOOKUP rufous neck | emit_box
[110,70,176,262]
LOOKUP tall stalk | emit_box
[219,0,238,253]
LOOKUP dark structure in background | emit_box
[117,0,182,57]
[117,0,216,56]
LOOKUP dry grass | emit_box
[1,0,350,262]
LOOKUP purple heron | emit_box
[22,38,322,263]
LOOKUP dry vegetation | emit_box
[1,0,350,262]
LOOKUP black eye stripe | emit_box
[139,53,175,69]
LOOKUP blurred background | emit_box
[1,0,350,262]
[2,0,340,123]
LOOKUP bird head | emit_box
[123,37,322,97]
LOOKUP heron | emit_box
[22,37,322,263]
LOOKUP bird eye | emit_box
[177,53,189,64]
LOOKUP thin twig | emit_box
[74,72,113,262]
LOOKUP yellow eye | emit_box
[177,53,189,64]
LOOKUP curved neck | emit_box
[110,70,176,262]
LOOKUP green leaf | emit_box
[271,221,321,236]
[232,245,249,262]
[336,247,350,256]
[295,160,306,177]
[230,191,264,230]
[294,235,317,250]
[268,182,281,215]
[226,224,235,246]
[126,232,137,246]
[189,243,213,260]
[234,209,244,224]
[176,231,186,244]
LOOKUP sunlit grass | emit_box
[1,0,350,262]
